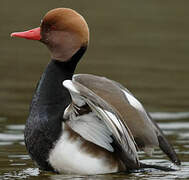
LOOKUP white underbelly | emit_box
[48,130,118,175]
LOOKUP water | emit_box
[1,0,189,179]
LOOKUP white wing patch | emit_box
[122,90,144,112]
[104,110,123,133]
[63,80,79,93]
[63,80,85,107]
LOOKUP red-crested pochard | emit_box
[11,8,180,174]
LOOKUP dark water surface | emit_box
[1,0,189,179]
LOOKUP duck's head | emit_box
[11,8,89,61]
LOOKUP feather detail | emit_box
[63,80,139,169]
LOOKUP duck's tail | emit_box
[126,162,178,173]
[139,162,178,172]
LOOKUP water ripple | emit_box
[150,112,189,120]
[7,125,25,131]
[0,133,24,141]
[158,122,189,130]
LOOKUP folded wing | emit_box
[63,79,140,169]
[71,74,180,165]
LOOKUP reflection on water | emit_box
[2,168,40,180]
[1,0,189,179]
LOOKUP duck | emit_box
[11,8,180,175]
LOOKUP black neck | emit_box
[35,46,87,104]
[24,46,87,171]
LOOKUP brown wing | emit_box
[63,79,140,170]
[73,74,180,165]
